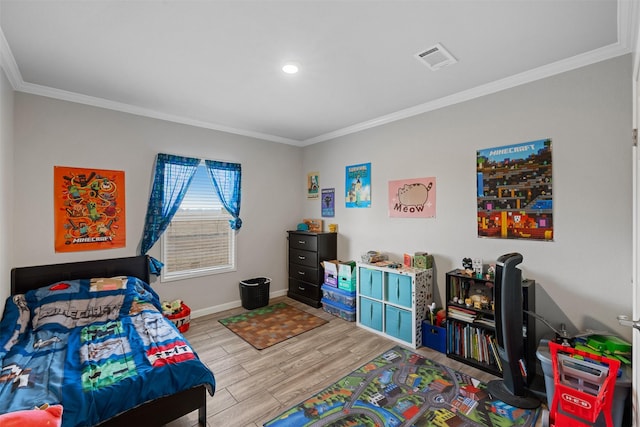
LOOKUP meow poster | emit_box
[54,166,126,252]
[388,177,436,218]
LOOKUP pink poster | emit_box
[388,177,436,218]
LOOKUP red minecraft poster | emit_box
[476,139,553,241]
[54,166,126,252]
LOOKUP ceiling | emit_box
[0,1,637,146]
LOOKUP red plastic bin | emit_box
[165,302,191,333]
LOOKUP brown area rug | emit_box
[218,302,328,350]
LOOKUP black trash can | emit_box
[239,277,271,310]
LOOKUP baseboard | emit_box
[190,289,288,319]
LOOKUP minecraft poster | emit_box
[54,166,126,252]
[321,188,335,217]
[345,162,371,208]
[477,139,553,241]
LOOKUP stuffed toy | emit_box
[161,299,183,315]
[0,404,63,427]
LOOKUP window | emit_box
[161,163,236,281]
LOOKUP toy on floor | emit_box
[162,299,191,333]
[0,403,63,427]
[162,299,183,316]
[548,342,620,427]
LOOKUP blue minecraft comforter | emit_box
[0,276,215,426]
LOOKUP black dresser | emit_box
[287,231,337,308]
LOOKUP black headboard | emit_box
[11,255,150,295]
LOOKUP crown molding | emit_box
[303,41,633,146]
[0,23,301,146]
[0,26,22,89]
[16,80,300,145]
[302,0,639,145]
[2,0,636,147]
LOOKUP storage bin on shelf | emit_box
[321,297,356,322]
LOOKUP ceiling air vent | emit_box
[415,43,457,71]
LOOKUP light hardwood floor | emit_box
[167,296,543,427]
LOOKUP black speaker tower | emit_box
[487,253,540,409]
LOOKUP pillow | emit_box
[0,404,63,426]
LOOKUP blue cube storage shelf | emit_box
[356,263,433,349]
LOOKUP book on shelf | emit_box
[475,317,495,328]
[447,320,503,372]
[447,306,476,322]
[489,335,502,372]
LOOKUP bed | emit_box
[0,255,215,426]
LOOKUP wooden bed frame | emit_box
[10,255,209,427]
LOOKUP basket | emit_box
[548,341,620,427]
[239,277,271,310]
[165,302,191,333]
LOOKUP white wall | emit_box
[12,94,303,314]
[302,55,634,340]
[8,54,634,341]
[0,67,14,315]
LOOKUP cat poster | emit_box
[388,177,436,218]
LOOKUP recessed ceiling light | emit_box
[282,62,299,74]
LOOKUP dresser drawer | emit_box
[288,278,321,300]
[289,248,318,268]
[288,263,319,284]
[289,233,318,251]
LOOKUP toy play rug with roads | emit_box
[218,302,328,350]
[264,345,540,427]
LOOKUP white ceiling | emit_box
[0,1,637,146]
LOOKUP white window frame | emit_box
[160,163,237,282]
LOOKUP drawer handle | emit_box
[298,255,306,260]
[298,286,305,291]
[298,240,306,244]
[298,271,305,275]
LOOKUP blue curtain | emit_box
[140,153,201,274]
[204,160,242,230]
